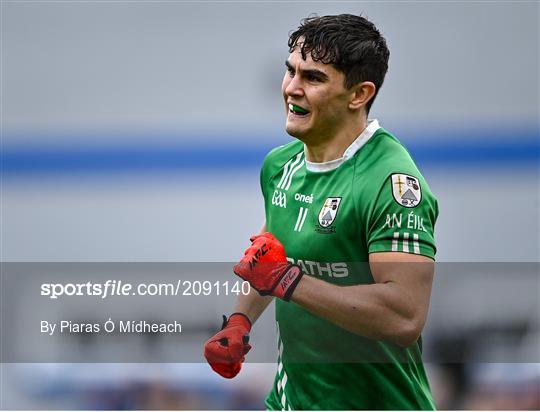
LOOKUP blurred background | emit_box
[1,1,538,410]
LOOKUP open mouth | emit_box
[288,103,310,116]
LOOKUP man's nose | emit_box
[285,75,304,97]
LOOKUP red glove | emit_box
[233,232,303,301]
[203,313,252,379]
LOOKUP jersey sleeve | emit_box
[367,173,438,259]
[259,146,279,202]
[259,142,304,206]
[260,160,268,201]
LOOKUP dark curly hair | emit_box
[288,14,390,114]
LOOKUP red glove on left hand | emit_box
[233,232,303,301]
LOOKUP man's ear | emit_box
[349,81,376,110]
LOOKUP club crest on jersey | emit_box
[317,197,342,229]
[391,174,421,208]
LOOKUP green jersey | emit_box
[261,120,438,410]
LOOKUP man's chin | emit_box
[285,124,309,141]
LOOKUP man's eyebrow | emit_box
[285,60,329,81]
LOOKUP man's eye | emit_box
[286,69,295,77]
[306,74,320,82]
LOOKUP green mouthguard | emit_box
[292,104,308,114]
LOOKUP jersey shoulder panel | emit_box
[260,140,304,199]
[352,129,439,259]
[355,128,424,182]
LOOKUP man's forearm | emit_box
[234,287,273,324]
[290,276,426,347]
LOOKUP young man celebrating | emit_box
[204,14,438,410]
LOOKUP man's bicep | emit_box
[369,252,434,325]
[369,252,434,282]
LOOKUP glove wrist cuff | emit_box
[273,264,303,301]
[227,312,252,331]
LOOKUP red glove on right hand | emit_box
[203,313,252,379]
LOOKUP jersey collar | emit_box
[304,119,380,173]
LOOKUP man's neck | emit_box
[304,119,368,163]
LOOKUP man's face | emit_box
[282,47,352,142]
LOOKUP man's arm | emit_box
[290,252,434,347]
[234,287,273,324]
[203,224,272,379]
[234,223,274,324]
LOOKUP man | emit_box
[204,14,438,410]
